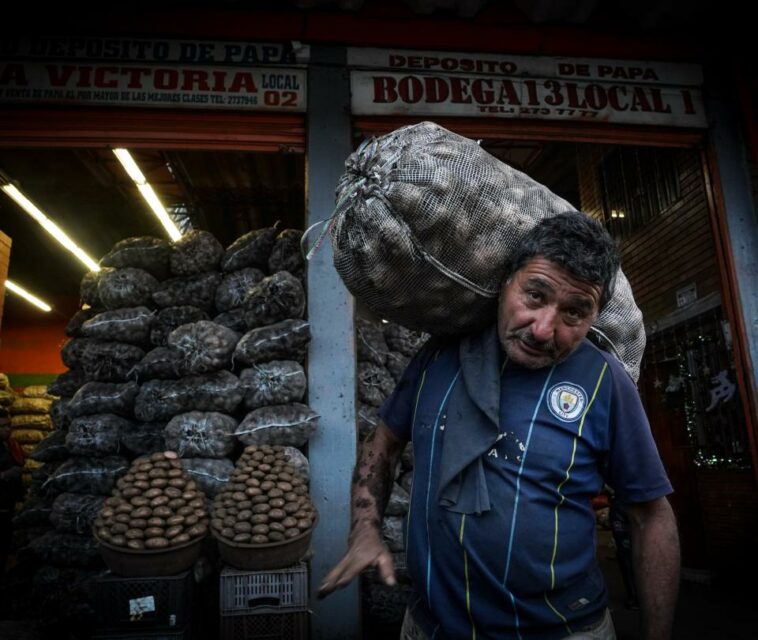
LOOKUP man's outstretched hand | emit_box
[317,526,396,598]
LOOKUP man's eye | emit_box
[564,308,585,322]
[526,290,542,302]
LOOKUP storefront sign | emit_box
[348,48,706,128]
[0,37,308,111]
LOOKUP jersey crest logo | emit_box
[547,382,587,422]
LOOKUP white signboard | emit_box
[0,37,308,112]
[348,47,706,128]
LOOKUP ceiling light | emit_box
[4,279,52,312]
[1,184,100,272]
[113,148,182,241]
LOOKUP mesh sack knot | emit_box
[328,121,645,380]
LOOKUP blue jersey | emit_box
[380,327,672,640]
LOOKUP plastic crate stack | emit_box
[89,570,194,640]
[219,563,308,640]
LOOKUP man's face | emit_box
[497,257,602,369]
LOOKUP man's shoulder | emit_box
[566,338,636,389]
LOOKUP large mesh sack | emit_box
[381,516,405,552]
[150,305,209,346]
[221,226,278,272]
[80,306,153,344]
[233,319,311,366]
[180,457,234,498]
[239,361,307,410]
[235,403,319,447]
[0,389,15,408]
[65,414,129,456]
[167,321,240,375]
[50,398,70,430]
[215,268,265,312]
[66,308,98,337]
[281,446,310,480]
[22,531,101,568]
[152,272,221,311]
[134,370,243,422]
[163,411,237,458]
[385,351,411,383]
[43,456,129,495]
[243,271,306,329]
[0,372,10,389]
[97,267,158,310]
[386,483,410,517]
[62,339,145,382]
[29,431,69,462]
[20,385,54,399]
[48,369,88,398]
[330,121,644,380]
[357,362,396,408]
[13,497,54,528]
[68,381,138,418]
[50,493,105,535]
[358,403,379,441]
[170,229,224,276]
[129,347,186,381]
[268,229,305,274]
[120,422,165,456]
[213,308,247,333]
[356,318,389,366]
[10,428,46,444]
[10,397,52,415]
[99,236,171,279]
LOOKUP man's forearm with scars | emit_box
[626,496,680,640]
[317,420,405,597]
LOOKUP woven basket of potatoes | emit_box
[93,451,209,577]
[211,444,317,570]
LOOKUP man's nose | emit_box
[531,308,557,342]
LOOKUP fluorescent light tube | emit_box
[4,279,52,312]
[1,184,100,272]
[113,148,182,241]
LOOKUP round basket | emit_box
[95,533,204,577]
[213,513,317,571]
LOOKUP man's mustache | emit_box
[507,329,558,357]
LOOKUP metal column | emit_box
[705,64,758,421]
[305,45,359,639]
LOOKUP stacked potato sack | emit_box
[355,318,427,625]
[0,373,14,423]
[8,386,56,487]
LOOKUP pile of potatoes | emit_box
[211,444,316,545]
[94,451,209,550]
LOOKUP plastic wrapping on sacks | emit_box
[235,403,319,447]
[242,271,305,329]
[163,411,237,458]
[97,267,158,310]
[268,229,305,274]
[331,121,645,380]
[167,320,240,375]
[65,414,130,456]
[134,370,243,422]
[180,457,234,498]
[357,362,396,408]
[239,361,306,410]
[99,236,171,279]
[130,347,186,381]
[120,422,165,456]
[43,456,129,495]
[79,306,154,344]
[234,319,311,365]
[61,339,145,382]
[152,271,221,311]
[221,226,277,272]
[215,267,265,312]
[67,381,138,418]
[356,318,389,366]
[50,492,105,535]
[150,305,209,346]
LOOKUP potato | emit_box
[145,527,165,538]
[222,527,236,539]
[285,528,300,539]
[145,537,169,549]
[173,533,191,545]
[144,488,163,499]
[154,506,172,518]
[134,480,151,491]
[268,508,285,521]
[251,534,268,544]
[111,523,129,534]
[115,513,131,524]
[165,486,182,499]
[269,521,285,533]
[111,535,127,546]
[251,513,269,524]
[166,526,183,539]
[125,528,144,539]
[169,478,187,489]
[282,516,298,529]
[132,506,152,519]
[131,518,148,529]
[234,522,252,534]
[150,496,169,508]
[268,531,284,542]
[127,539,146,550]
[167,515,185,527]
[151,478,169,489]
[233,533,252,543]
[187,523,207,538]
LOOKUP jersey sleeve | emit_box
[602,358,673,503]
[378,341,435,442]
